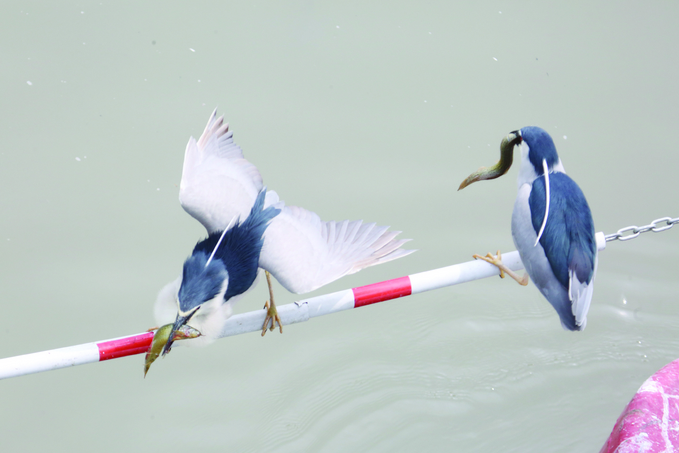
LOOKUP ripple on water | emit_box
[155,267,679,452]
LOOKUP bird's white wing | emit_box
[259,193,415,294]
[179,109,263,234]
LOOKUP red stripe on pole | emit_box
[352,276,412,308]
[97,332,155,361]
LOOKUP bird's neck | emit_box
[517,143,566,188]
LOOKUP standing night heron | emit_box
[154,109,415,354]
[458,126,597,331]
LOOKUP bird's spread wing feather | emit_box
[529,173,596,327]
[259,192,414,294]
[180,109,263,233]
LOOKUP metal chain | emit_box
[605,216,679,242]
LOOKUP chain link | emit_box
[605,217,679,242]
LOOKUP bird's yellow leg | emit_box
[473,250,529,286]
[261,270,283,336]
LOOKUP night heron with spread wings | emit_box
[154,110,414,354]
[458,126,597,331]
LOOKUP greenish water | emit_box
[1,2,678,452]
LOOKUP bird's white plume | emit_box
[534,158,550,246]
[206,216,238,268]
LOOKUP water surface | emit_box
[1,2,678,451]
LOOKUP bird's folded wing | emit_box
[259,194,415,294]
[179,109,263,234]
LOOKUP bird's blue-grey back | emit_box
[188,189,281,304]
[221,190,280,300]
[529,173,596,289]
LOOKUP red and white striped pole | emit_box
[0,332,156,380]
[0,233,607,381]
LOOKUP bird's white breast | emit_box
[511,183,550,285]
[154,277,181,326]
[516,142,540,188]
[512,186,564,304]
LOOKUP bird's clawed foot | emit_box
[261,270,283,336]
[262,298,282,336]
[473,250,529,286]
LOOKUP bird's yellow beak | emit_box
[458,131,521,190]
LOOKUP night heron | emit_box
[155,110,415,354]
[458,126,597,331]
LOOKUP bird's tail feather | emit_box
[243,188,282,231]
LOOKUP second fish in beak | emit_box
[144,324,202,378]
[458,131,522,190]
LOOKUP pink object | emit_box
[600,358,679,452]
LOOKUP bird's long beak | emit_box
[458,131,522,190]
[161,307,200,356]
